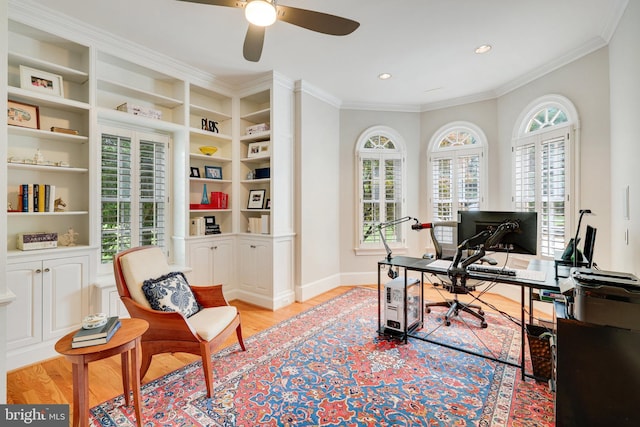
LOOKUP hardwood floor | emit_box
[6,284,551,412]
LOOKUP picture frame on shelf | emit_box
[7,100,40,129]
[247,189,266,209]
[20,65,64,97]
[190,167,200,178]
[247,141,270,158]
[266,199,271,209]
[205,165,222,180]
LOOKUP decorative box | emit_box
[116,103,162,120]
[254,167,270,179]
[210,192,229,209]
[245,123,269,134]
[17,232,58,250]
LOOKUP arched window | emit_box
[513,95,578,257]
[355,126,407,254]
[428,122,488,221]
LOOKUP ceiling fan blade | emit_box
[243,24,266,62]
[177,0,244,8]
[276,5,360,36]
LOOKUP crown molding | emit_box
[341,102,421,113]
[294,81,341,109]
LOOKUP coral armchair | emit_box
[113,246,246,398]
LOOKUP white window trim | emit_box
[427,121,488,221]
[97,124,172,275]
[354,125,408,256]
[511,94,579,257]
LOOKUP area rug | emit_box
[89,287,554,426]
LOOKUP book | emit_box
[48,185,56,212]
[44,184,50,212]
[38,184,45,212]
[16,232,58,250]
[33,184,39,212]
[73,316,120,342]
[50,126,79,135]
[71,320,121,348]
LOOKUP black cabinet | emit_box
[555,303,640,426]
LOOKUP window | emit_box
[355,126,406,254]
[513,95,578,257]
[428,122,487,222]
[100,126,169,265]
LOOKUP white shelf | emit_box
[240,130,271,142]
[8,163,88,173]
[241,178,270,184]
[97,108,184,132]
[8,86,90,112]
[189,128,232,141]
[240,155,271,164]
[7,211,89,216]
[8,51,89,84]
[189,209,231,213]
[190,104,231,122]
[189,177,231,184]
[241,107,270,124]
[97,79,183,108]
[8,126,88,142]
[189,153,232,163]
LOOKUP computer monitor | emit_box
[457,210,538,255]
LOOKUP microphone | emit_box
[411,222,433,230]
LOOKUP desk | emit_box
[553,250,588,278]
[378,256,559,381]
[55,318,149,427]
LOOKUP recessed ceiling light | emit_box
[475,44,492,54]
[378,73,392,80]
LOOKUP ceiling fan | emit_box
[178,0,360,62]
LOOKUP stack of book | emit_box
[71,316,121,348]
[18,184,56,212]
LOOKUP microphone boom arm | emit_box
[365,216,417,261]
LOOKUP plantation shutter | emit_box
[431,157,453,220]
[101,133,132,263]
[101,129,168,264]
[360,154,404,245]
[513,127,569,257]
[138,139,166,248]
[540,133,566,256]
[457,153,481,212]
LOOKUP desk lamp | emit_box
[574,209,593,267]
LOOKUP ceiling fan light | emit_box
[245,0,277,27]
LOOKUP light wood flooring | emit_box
[6,284,551,412]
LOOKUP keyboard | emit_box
[467,264,517,276]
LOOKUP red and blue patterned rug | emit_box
[90,287,554,426]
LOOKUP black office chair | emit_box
[425,221,487,328]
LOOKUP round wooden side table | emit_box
[55,318,149,427]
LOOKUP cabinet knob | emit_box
[44,268,50,272]
[35,269,42,274]
[250,245,257,249]
[212,246,218,250]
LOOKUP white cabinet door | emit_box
[187,237,234,286]
[188,240,215,286]
[42,256,89,341]
[211,238,233,286]
[6,255,88,350]
[6,261,43,350]
[238,238,272,296]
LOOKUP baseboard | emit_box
[296,273,342,302]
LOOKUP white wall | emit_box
[609,0,640,275]
[294,83,343,300]
[338,109,422,284]
[497,48,612,268]
[419,98,500,211]
[337,48,614,279]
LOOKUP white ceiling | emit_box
[26,0,628,110]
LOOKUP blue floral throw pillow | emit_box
[142,271,201,318]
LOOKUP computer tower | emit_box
[381,277,420,333]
